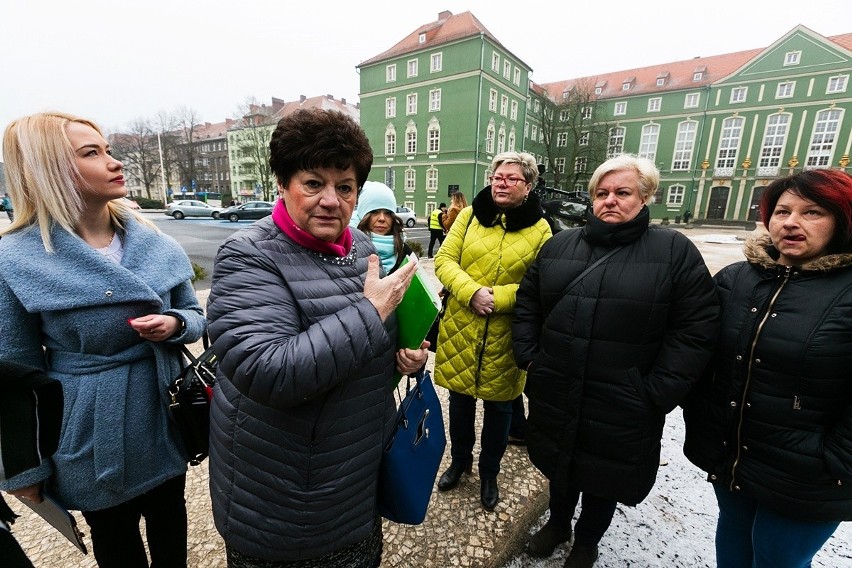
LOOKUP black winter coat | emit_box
[513,208,719,505]
[683,235,852,522]
[206,218,397,561]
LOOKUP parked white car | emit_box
[395,206,416,227]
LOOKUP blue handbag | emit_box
[378,368,446,524]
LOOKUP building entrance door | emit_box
[747,186,765,221]
[707,186,730,220]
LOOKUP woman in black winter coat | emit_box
[513,154,719,567]
[683,169,852,568]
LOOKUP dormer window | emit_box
[594,80,607,95]
[784,51,801,66]
[693,66,706,81]
[418,33,426,44]
[656,72,669,87]
[622,77,635,91]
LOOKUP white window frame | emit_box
[430,52,442,72]
[429,88,441,112]
[758,113,791,173]
[805,108,843,168]
[575,157,587,173]
[582,107,592,120]
[579,131,589,146]
[715,117,745,170]
[386,64,396,82]
[428,119,440,153]
[406,93,417,115]
[667,185,685,206]
[407,59,418,78]
[491,52,500,73]
[614,102,627,116]
[672,121,698,171]
[489,89,498,112]
[513,68,521,86]
[503,60,511,79]
[554,157,566,174]
[530,124,537,142]
[405,123,417,154]
[426,168,438,192]
[776,81,795,99]
[385,97,396,119]
[648,97,661,112]
[730,87,748,104]
[608,126,625,158]
[827,75,848,94]
[384,126,396,156]
[405,168,416,192]
[557,132,568,147]
[508,130,516,151]
[500,95,509,117]
[638,123,659,162]
[486,122,496,154]
[684,92,700,109]
[784,51,801,66]
[498,126,506,153]
[510,100,518,121]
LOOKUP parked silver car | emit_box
[164,200,223,220]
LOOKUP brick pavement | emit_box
[2,217,756,567]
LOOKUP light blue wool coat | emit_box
[0,217,206,511]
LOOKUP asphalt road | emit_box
[149,211,431,288]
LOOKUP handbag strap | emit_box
[180,332,211,364]
[560,246,624,296]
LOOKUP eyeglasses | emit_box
[489,176,527,187]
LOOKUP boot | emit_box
[437,461,472,491]
[480,478,499,511]
[526,520,573,558]
[564,543,599,568]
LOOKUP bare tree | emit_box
[535,80,611,190]
[231,98,276,201]
[172,106,203,193]
[154,111,181,199]
[110,118,160,199]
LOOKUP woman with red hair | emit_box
[683,168,852,567]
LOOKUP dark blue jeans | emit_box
[447,390,512,480]
[547,483,618,547]
[713,484,839,568]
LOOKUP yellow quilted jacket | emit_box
[433,194,551,401]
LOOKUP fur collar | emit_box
[471,186,544,232]
[744,233,852,272]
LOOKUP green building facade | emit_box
[357,11,532,219]
[361,16,851,223]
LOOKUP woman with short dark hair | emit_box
[207,108,427,567]
[683,168,852,567]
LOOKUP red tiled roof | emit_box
[358,11,509,67]
[536,30,852,102]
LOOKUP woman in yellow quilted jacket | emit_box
[433,152,551,511]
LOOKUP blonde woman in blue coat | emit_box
[0,112,206,567]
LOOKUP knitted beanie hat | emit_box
[357,181,397,218]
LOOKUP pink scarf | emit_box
[272,199,353,257]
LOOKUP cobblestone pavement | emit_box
[9,221,834,567]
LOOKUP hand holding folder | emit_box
[16,492,88,554]
[394,254,442,350]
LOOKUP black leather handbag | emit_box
[167,337,217,466]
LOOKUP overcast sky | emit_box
[1,0,848,151]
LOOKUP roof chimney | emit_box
[438,10,452,19]
[300,95,306,102]
[341,98,346,105]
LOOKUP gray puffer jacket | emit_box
[206,217,397,562]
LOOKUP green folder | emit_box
[395,254,441,349]
[393,255,441,384]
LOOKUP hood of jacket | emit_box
[743,233,852,272]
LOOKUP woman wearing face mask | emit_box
[356,181,413,274]
[683,168,852,568]
[0,112,206,567]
